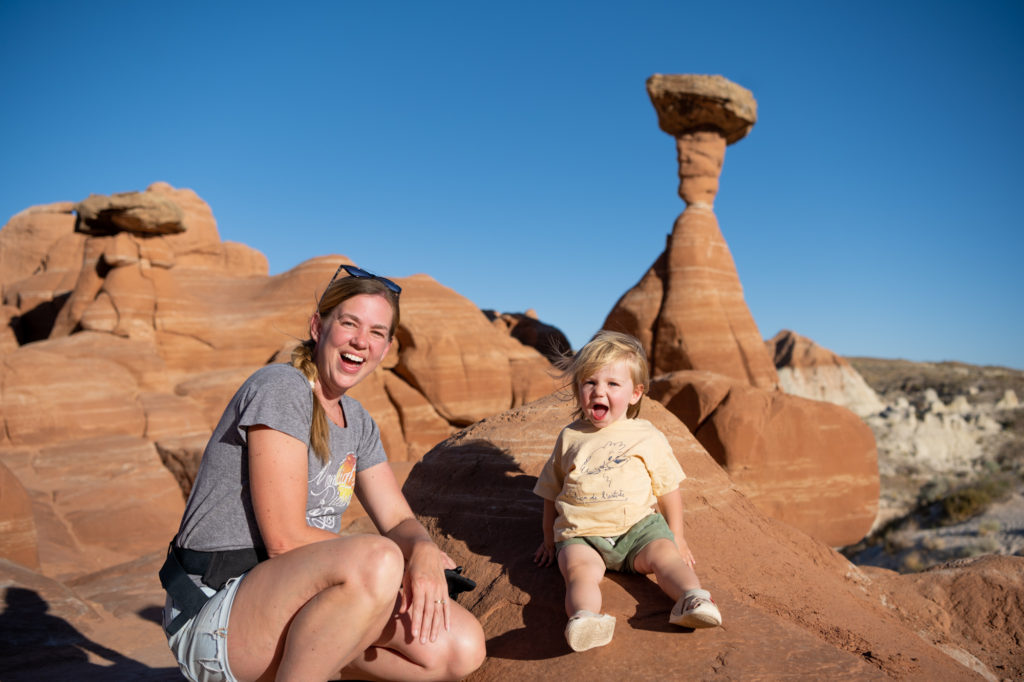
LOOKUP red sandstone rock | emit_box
[646,73,757,145]
[7,181,1005,679]
[767,329,885,417]
[0,202,77,287]
[1,347,147,447]
[3,433,184,580]
[383,372,456,460]
[394,275,559,425]
[865,556,1024,680]
[402,394,992,680]
[485,308,573,360]
[649,370,879,546]
[0,185,563,599]
[0,460,39,569]
[604,75,777,388]
[602,76,878,548]
[75,191,186,236]
[0,555,180,676]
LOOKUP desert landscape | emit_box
[1,74,1021,680]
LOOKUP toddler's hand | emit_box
[677,537,696,568]
[533,540,555,567]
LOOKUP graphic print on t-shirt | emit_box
[307,452,357,531]
[570,439,629,503]
[335,453,357,505]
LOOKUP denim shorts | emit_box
[556,513,675,573]
[164,573,245,682]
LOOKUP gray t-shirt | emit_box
[175,363,388,552]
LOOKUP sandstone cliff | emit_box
[0,183,562,677]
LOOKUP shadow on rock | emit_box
[0,587,178,681]
[404,438,573,660]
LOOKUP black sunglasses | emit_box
[320,263,402,306]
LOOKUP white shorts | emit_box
[163,573,245,682]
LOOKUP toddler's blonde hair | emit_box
[560,330,650,420]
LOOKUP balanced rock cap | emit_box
[646,74,757,144]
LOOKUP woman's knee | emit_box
[348,535,404,598]
[314,535,404,600]
[416,608,486,680]
[446,610,486,679]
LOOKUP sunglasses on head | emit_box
[320,263,402,306]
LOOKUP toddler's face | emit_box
[578,359,643,428]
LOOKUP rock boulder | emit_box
[402,394,997,680]
[649,370,880,546]
[768,329,884,417]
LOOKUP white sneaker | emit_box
[564,611,616,651]
[670,589,722,629]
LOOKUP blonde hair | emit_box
[559,330,650,421]
[290,274,400,464]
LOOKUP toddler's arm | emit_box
[533,499,557,567]
[658,488,696,568]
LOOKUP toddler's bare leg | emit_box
[632,537,701,601]
[557,543,606,617]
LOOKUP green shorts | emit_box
[556,513,674,573]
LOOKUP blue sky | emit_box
[3,1,1022,369]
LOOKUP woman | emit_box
[160,264,486,681]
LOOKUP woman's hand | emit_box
[533,540,555,567]
[355,462,458,644]
[401,540,455,644]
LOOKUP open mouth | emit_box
[589,404,609,421]
[340,352,365,370]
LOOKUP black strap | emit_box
[158,544,212,637]
[176,545,267,590]
[158,543,268,636]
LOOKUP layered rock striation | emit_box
[606,74,776,388]
[0,182,560,588]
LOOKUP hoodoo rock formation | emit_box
[604,75,880,546]
[605,74,776,387]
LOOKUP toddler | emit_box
[533,331,721,652]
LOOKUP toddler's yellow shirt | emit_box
[534,418,685,542]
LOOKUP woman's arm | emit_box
[248,425,339,557]
[657,487,696,567]
[355,462,454,644]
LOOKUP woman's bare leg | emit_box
[226,534,405,682]
[338,600,486,681]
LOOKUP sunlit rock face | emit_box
[767,329,885,417]
[606,74,777,389]
[0,183,560,580]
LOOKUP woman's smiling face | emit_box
[311,293,394,399]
